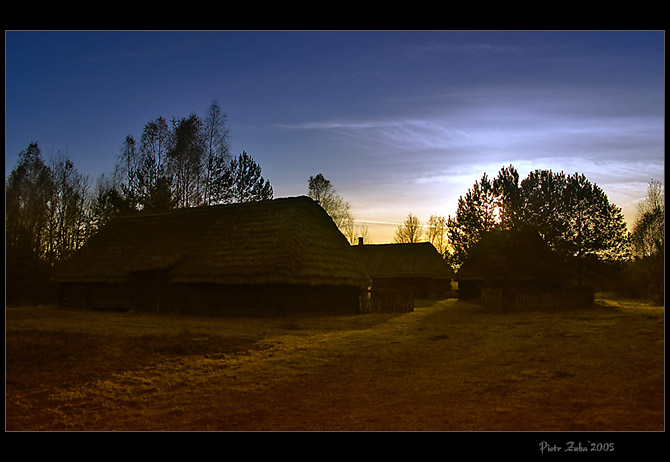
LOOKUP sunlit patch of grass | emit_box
[595,294,664,310]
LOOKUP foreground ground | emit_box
[5,297,664,432]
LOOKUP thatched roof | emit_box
[455,229,567,283]
[351,242,454,280]
[55,196,371,287]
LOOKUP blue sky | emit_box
[5,30,665,243]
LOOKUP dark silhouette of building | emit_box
[352,242,455,312]
[455,229,593,309]
[55,196,371,315]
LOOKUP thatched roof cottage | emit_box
[55,196,371,315]
[351,242,455,312]
[455,229,593,309]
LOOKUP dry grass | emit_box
[5,296,664,432]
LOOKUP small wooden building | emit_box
[455,229,593,310]
[351,242,455,312]
[54,196,371,316]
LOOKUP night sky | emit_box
[5,30,664,243]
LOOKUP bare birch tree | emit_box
[426,215,448,255]
[202,100,232,205]
[168,114,205,208]
[307,173,355,239]
[394,213,423,243]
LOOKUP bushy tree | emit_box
[446,173,497,267]
[518,169,569,250]
[561,173,630,284]
[447,165,630,286]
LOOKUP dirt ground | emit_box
[5,297,664,434]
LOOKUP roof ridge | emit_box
[55,195,371,286]
[112,196,313,221]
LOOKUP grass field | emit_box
[5,296,664,432]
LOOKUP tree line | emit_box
[6,100,273,304]
[103,100,272,218]
[391,165,663,303]
[6,102,663,305]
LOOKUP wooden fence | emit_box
[362,285,414,313]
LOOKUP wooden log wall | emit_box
[366,285,414,313]
[482,286,595,310]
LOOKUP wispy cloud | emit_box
[279,93,663,224]
[278,110,663,165]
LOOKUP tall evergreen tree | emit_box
[117,135,141,209]
[229,151,273,203]
[6,142,55,259]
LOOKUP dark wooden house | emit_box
[351,242,455,312]
[455,229,593,310]
[54,196,371,316]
